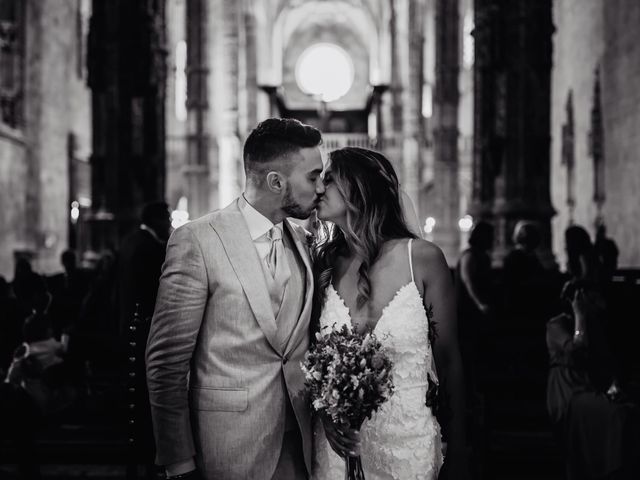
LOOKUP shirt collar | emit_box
[239,194,283,241]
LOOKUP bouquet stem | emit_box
[345,455,365,480]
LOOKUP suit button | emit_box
[283,356,288,365]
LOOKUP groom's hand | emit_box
[166,470,202,480]
[165,458,200,480]
[320,415,361,458]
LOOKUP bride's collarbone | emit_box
[332,283,411,335]
[332,269,414,330]
[334,240,409,283]
[332,239,418,322]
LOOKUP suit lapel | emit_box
[210,201,280,354]
[283,220,314,356]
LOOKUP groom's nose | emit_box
[315,177,326,195]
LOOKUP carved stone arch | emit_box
[273,0,382,25]
[269,1,382,86]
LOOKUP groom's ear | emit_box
[266,171,285,193]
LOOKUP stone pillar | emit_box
[393,0,424,219]
[590,69,605,228]
[207,0,241,211]
[432,0,461,262]
[472,0,555,267]
[218,0,241,208]
[184,0,210,220]
[238,4,258,138]
[470,0,499,222]
[87,0,167,250]
[388,0,403,138]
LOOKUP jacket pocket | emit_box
[191,386,248,412]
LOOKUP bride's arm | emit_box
[413,240,470,478]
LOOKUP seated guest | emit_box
[547,229,638,480]
[5,273,77,417]
[2,274,71,480]
[0,275,23,374]
[47,249,91,341]
[76,250,119,373]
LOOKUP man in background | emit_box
[117,201,171,480]
[117,202,172,332]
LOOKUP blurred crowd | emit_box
[0,202,171,480]
[455,220,639,480]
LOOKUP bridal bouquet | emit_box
[301,323,395,479]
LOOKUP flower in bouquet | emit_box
[301,323,395,479]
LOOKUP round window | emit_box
[295,43,354,103]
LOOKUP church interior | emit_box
[1,0,639,479]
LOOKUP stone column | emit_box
[387,0,403,138]
[393,0,424,219]
[219,0,241,208]
[87,0,167,249]
[590,69,605,228]
[472,0,555,267]
[184,0,210,220]
[208,0,241,211]
[238,3,258,138]
[470,0,499,222]
[432,0,461,262]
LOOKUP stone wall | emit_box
[30,0,92,274]
[551,0,640,268]
[0,131,28,279]
[0,0,92,278]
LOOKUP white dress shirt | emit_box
[239,194,284,265]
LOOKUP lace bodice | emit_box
[312,240,444,480]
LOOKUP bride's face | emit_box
[316,169,347,223]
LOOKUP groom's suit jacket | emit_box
[146,199,314,479]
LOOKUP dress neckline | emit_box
[328,282,419,333]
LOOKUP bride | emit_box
[310,147,469,480]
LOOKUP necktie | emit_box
[266,226,283,277]
[266,226,291,301]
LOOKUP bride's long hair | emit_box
[312,147,418,325]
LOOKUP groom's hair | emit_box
[243,118,322,185]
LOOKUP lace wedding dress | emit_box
[312,240,444,480]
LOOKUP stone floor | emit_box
[0,464,165,480]
[0,460,565,480]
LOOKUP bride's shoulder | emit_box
[411,238,446,263]
[410,239,450,278]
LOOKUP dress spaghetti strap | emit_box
[408,238,415,284]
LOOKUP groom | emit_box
[146,118,325,479]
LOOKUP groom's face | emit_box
[281,147,325,219]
